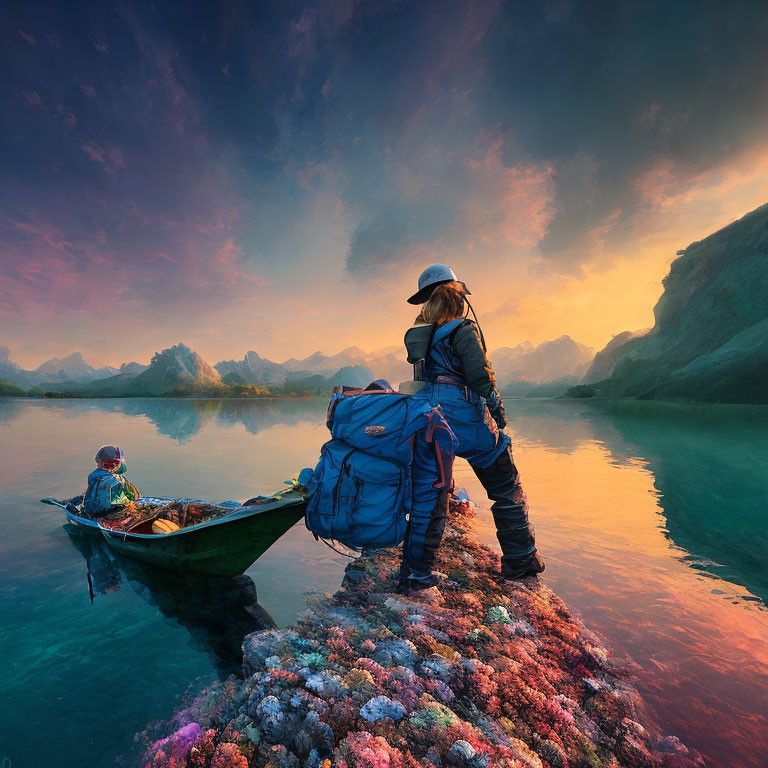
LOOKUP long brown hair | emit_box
[416,281,467,326]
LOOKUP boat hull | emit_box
[64,510,101,534]
[98,494,307,576]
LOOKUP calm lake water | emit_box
[0,397,766,767]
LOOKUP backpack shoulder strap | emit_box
[447,318,472,346]
[430,318,465,347]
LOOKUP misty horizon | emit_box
[2,332,595,372]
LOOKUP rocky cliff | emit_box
[216,351,288,386]
[574,203,768,403]
[129,343,223,395]
[279,346,410,386]
[33,352,119,383]
[581,330,649,384]
[58,343,225,396]
[0,347,35,389]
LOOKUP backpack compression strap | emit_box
[425,409,456,491]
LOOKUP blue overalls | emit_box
[403,319,540,580]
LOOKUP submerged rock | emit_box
[134,498,705,768]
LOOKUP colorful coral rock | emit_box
[134,498,705,768]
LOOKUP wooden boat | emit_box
[41,496,102,533]
[41,487,307,577]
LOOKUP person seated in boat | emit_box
[83,445,140,518]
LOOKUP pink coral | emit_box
[354,657,389,685]
[209,742,248,768]
[147,723,202,768]
[339,731,403,768]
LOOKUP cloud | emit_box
[343,135,555,276]
[287,8,318,61]
[1,8,260,331]
[19,30,35,45]
[22,90,44,109]
[460,137,554,251]
[56,104,76,129]
[80,140,124,172]
[5,0,768,364]
[471,1,768,270]
[0,214,116,316]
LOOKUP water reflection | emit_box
[577,401,768,603]
[0,398,28,424]
[66,527,276,679]
[0,397,325,443]
[495,399,768,604]
[114,398,325,442]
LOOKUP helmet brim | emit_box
[407,280,471,304]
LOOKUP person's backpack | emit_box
[304,383,455,550]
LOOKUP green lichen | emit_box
[487,605,511,624]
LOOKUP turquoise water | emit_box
[0,398,766,767]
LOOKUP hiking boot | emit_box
[501,552,545,581]
[397,571,445,594]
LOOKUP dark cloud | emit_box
[3,0,768,309]
[472,0,768,265]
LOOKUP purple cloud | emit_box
[22,91,44,109]
[19,30,36,45]
[56,104,77,129]
[80,140,124,172]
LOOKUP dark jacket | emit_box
[405,319,498,398]
[405,317,507,430]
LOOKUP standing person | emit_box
[401,264,545,586]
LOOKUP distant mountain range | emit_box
[1,334,597,398]
[0,347,148,390]
[214,346,407,387]
[491,336,595,395]
[573,202,768,403]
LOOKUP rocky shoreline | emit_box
[136,498,704,768]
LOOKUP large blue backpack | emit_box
[305,384,455,549]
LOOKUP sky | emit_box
[3,0,768,368]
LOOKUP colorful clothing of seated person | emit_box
[84,445,139,517]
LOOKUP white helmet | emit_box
[407,263,471,304]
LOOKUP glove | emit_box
[486,388,507,430]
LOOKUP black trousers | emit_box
[400,444,539,582]
[472,444,538,577]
